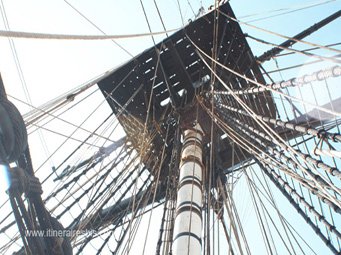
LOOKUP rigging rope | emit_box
[246,33,341,64]
[188,35,341,118]
[242,0,336,23]
[200,97,341,212]
[63,0,133,57]
[212,65,341,96]
[218,8,341,55]
[0,28,178,40]
[196,52,341,206]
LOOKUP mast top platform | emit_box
[98,2,276,176]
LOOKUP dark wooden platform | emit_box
[98,2,276,177]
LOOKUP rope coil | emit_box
[0,76,27,163]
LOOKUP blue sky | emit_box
[0,0,340,254]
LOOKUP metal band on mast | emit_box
[172,123,204,255]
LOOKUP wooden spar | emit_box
[172,123,204,255]
[256,10,341,63]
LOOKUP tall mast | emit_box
[172,123,204,254]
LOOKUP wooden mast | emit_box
[172,123,204,254]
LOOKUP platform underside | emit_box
[98,2,276,177]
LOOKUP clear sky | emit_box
[0,0,340,254]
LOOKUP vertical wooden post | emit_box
[173,123,204,255]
